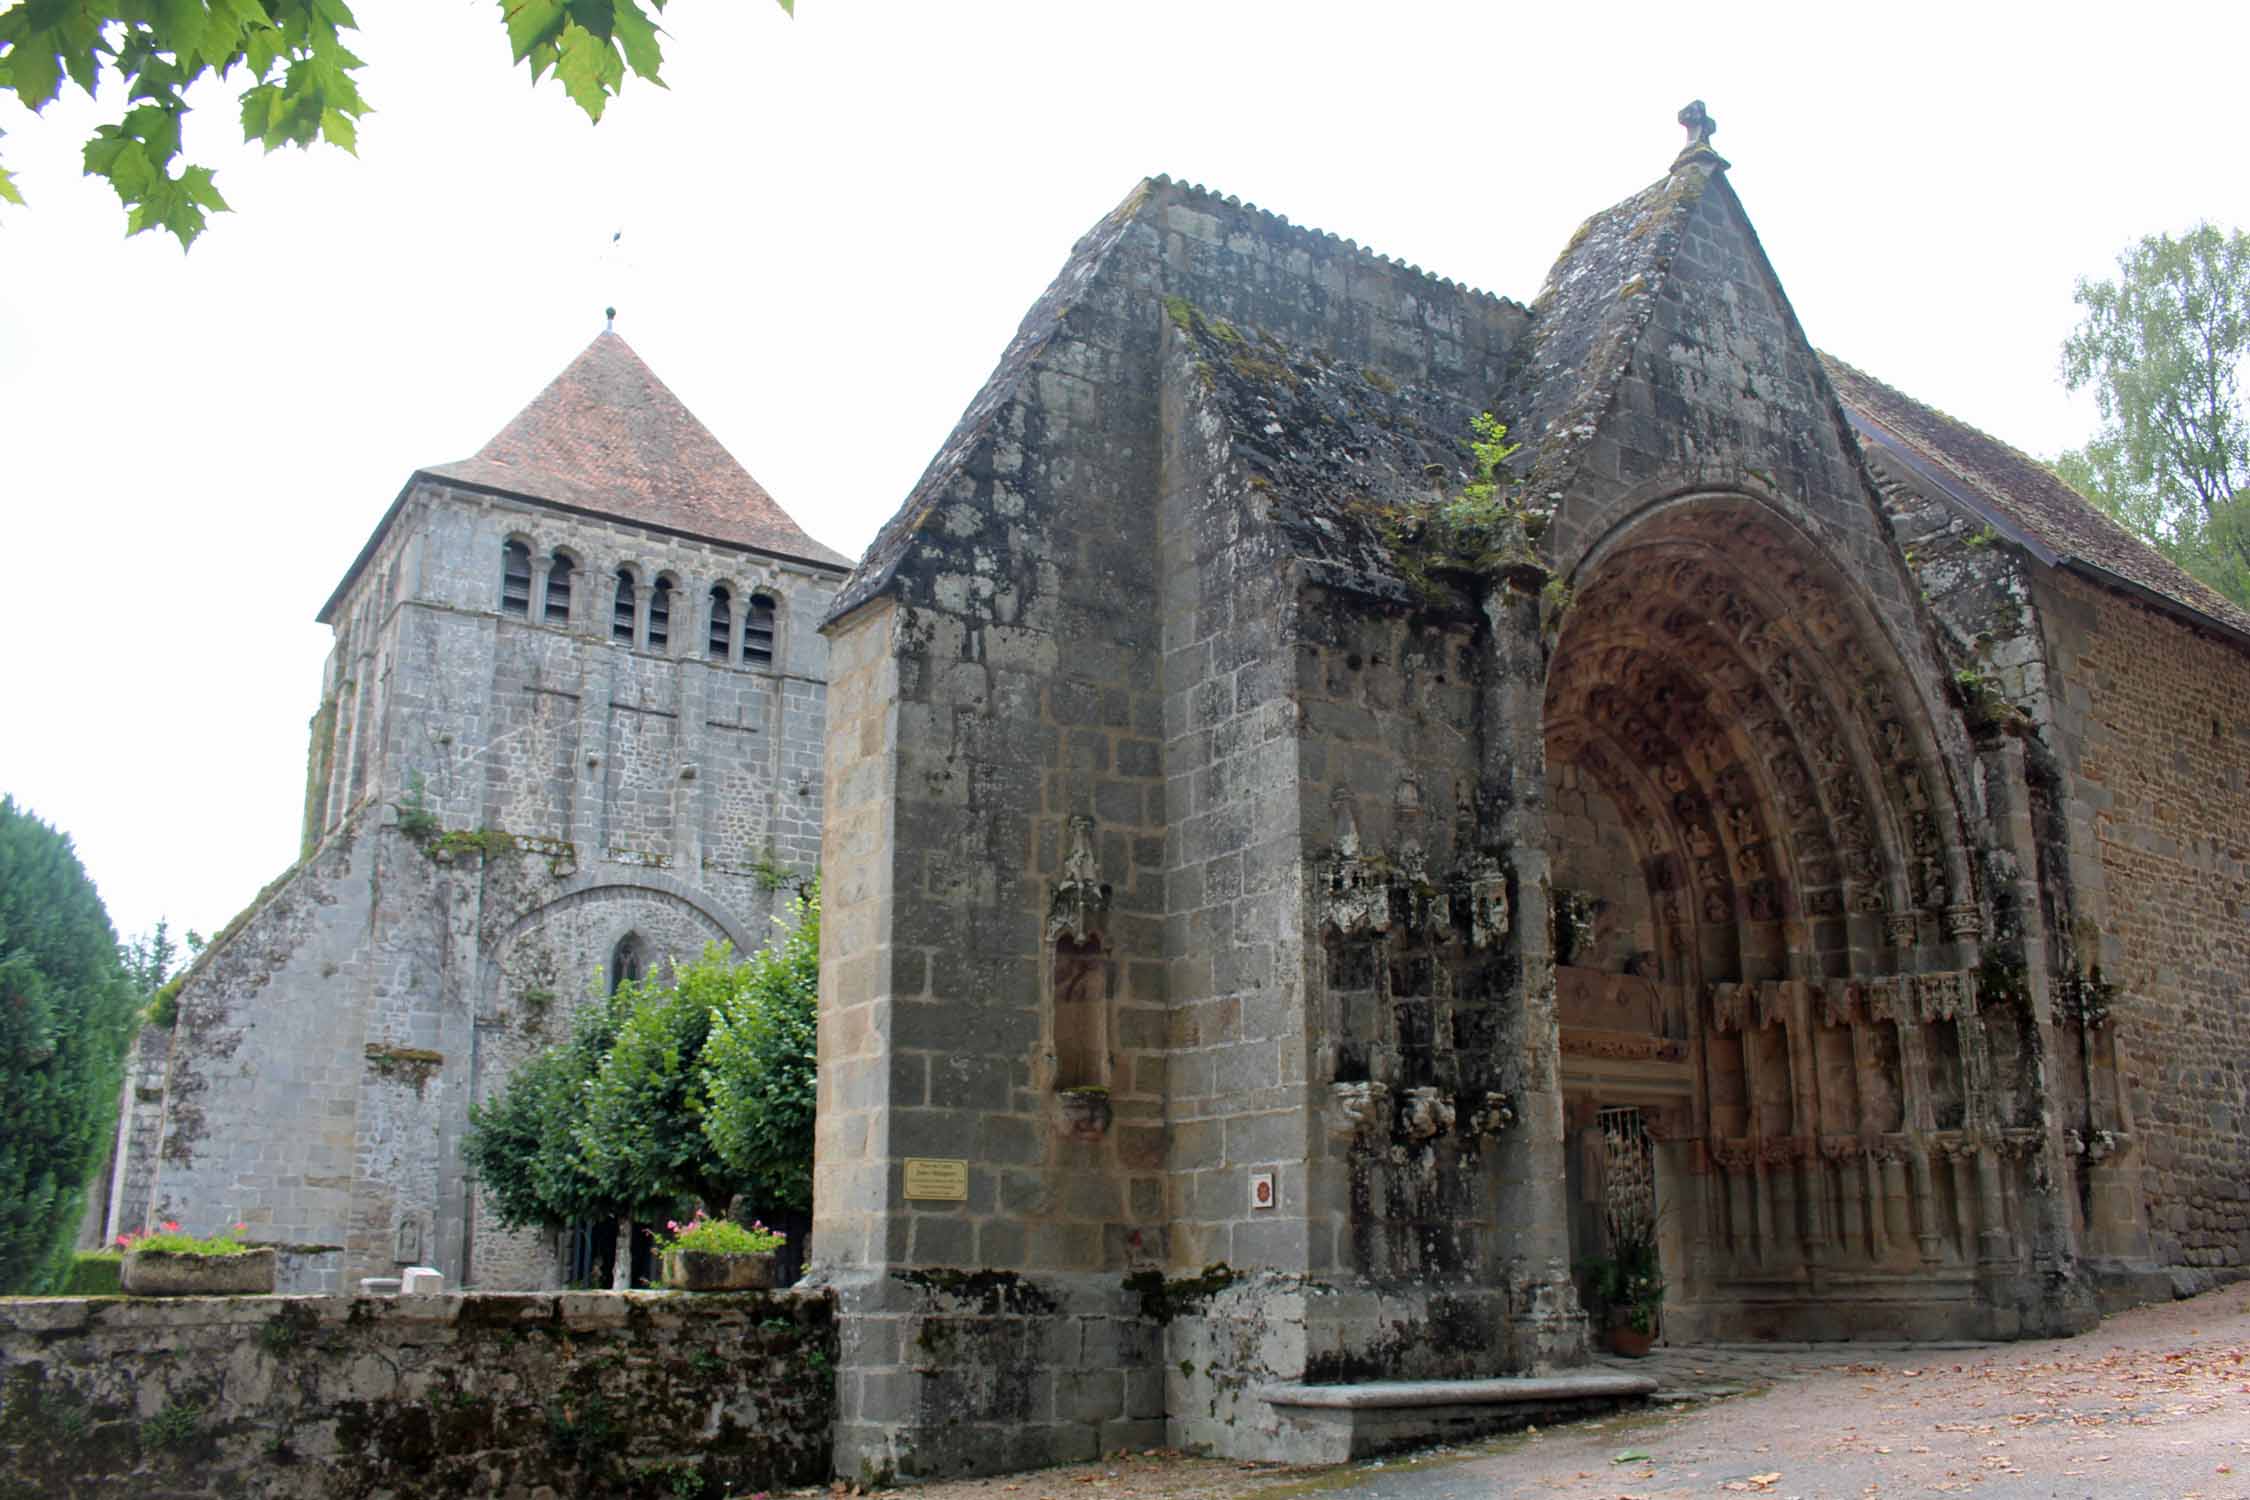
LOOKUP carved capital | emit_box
[1943,903,1984,942]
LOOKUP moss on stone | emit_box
[1123,1262,1241,1322]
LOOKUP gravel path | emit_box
[799,1287,2250,1500]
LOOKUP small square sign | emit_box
[1250,1170,1277,1211]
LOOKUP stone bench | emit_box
[1260,1372,1659,1462]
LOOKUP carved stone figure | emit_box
[1464,854,1511,950]
[1047,814,1112,943]
[1401,1087,1456,1141]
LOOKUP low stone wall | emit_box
[0,1289,836,1499]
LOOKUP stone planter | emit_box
[662,1248,778,1292]
[1057,1087,1112,1141]
[1603,1322,1657,1358]
[120,1247,277,1296]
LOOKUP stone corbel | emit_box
[1467,1092,1516,1138]
[1327,1080,1391,1139]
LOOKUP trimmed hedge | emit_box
[59,1251,121,1295]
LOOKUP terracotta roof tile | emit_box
[1823,355,2250,638]
[425,331,848,569]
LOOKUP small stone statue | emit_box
[1402,1087,1456,1141]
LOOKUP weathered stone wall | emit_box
[2037,570,2250,1280]
[144,479,842,1292]
[0,1289,835,1499]
[815,175,1560,1473]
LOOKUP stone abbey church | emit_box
[128,108,2250,1472]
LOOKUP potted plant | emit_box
[1581,1210,1664,1357]
[117,1221,277,1296]
[657,1210,786,1291]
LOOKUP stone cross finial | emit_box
[1678,100,1716,151]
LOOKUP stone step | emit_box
[1259,1373,1659,1462]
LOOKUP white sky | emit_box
[3,0,2246,947]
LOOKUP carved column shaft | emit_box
[1975,1148,2009,1263]
[1910,1150,1941,1262]
[1479,584,1583,1360]
[1881,1155,1911,1250]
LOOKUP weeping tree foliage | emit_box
[0,0,796,246]
[0,797,139,1292]
[2059,223,2250,607]
[463,883,819,1268]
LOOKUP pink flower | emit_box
[161,1220,179,1232]
[233,1222,247,1233]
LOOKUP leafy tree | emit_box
[2060,224,2250,606]
[0,797,139,1292]
[461,983,635,1243]
[700,884,819,1213]
[574,964,733,1226]
[462,883,818,1286]
[0,0,795,246]
[120,917,191,1026]
[118,919,180,996]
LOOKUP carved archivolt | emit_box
[1548,507,1980,941]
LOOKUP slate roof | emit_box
[1507,168,1714,500]
[823,184,1149,626]
[1825,355,2250,639]
[424,331,848,569]
[1170,307,1490,606]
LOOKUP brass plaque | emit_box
[903,1157,970,1201]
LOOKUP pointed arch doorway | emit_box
[1541,494,2013,1343]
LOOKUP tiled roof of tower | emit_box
[1824,355,2250,639]
[425,331,849,569]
